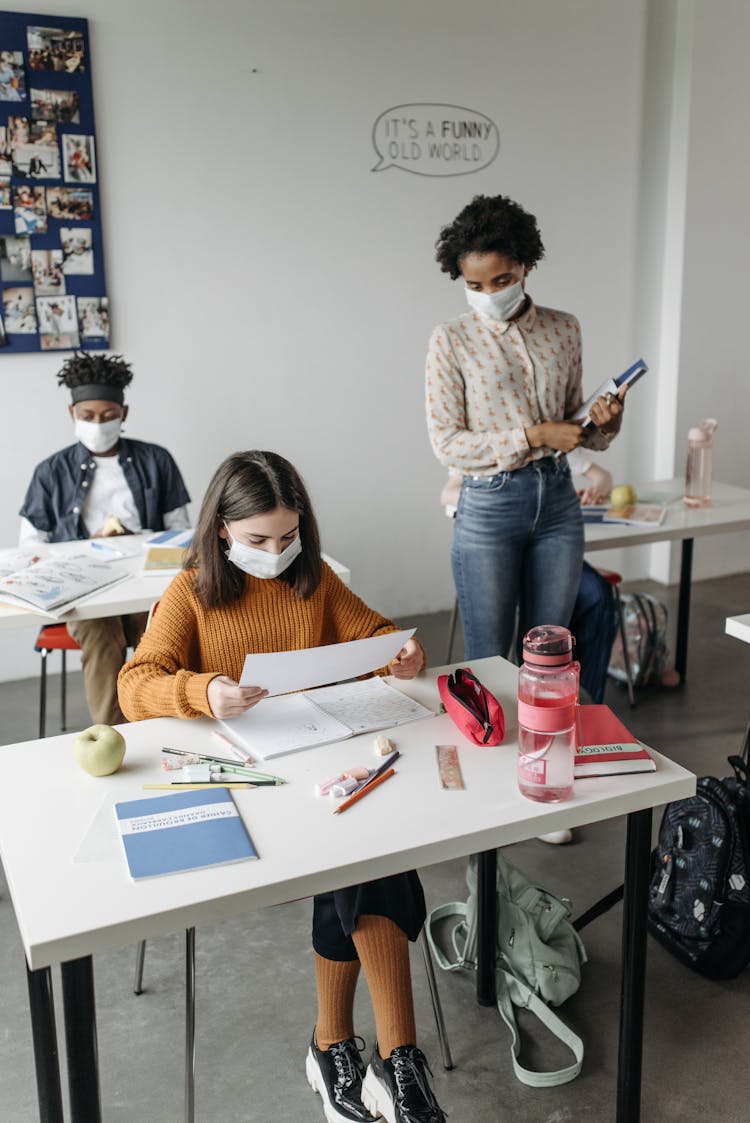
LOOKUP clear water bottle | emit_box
[684,418,718,508]
[517,625,579,803]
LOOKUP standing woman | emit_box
[425,194,622,662]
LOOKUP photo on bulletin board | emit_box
[0,12,108,353]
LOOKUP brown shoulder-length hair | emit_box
[185,450,323,608]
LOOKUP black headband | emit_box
[70,383,124,405]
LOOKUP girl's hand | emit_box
[526,421,584,453]
[207,675,268,718]
[389,638,425,680]
[578,464,613,505]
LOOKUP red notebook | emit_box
[575,704,656,777]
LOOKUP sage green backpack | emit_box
[426,851,587,1087]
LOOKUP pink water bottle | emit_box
[684,418,717,508]
[517,625,579,803]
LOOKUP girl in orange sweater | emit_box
[118,450,445,1123]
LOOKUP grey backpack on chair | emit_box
[426,850,587,1087]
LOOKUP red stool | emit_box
[595,567,636,707]
[34,624,81,739]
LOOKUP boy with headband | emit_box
[19,352,190,726]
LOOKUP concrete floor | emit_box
[2,573,750,1122]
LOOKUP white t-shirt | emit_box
[81,454,142,536]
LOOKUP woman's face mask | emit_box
[74,416,122,454]
[465,280,525,322]
[223,523,302,579]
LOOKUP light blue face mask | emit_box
[465,280,525,322]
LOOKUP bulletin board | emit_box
[0,11,108,353]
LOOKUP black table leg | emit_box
[60,955,102,1123]
[675,538,694,683]
[476,849,497,1006]
[617,808,652,1123]
[25,963,64,1123]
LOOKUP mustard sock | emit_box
[351,914,417,1058]
[314,952,361,1051]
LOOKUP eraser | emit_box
[183,764,212,783]
[331,777,359,797]
[374,736,395,757]
[161,757,185,771]
[342,766,370,781]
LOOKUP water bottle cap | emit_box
[689,418,718,441]
[522,625,573,665]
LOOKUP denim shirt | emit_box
[19,438,191,542]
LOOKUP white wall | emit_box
[1,0,748,684]
[672,0,750,580]
[0,0,651,680]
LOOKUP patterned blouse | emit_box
[425,298,609,476]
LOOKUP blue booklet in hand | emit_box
[115,788,257,879]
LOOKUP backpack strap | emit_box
[495,966,584,1087]
[425,901,474,971]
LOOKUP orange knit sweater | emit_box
[118,563,409,721]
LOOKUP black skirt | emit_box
[312,870,426,961]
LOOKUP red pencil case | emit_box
[437,667,505,746]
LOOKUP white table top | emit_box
[726,614,750,644]
[0,656,695,970]
[0,537,351,630]
[584,479,750,552]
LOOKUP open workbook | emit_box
[220,676,434,760]
[0,551,128,618]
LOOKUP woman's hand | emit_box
[589,385,627,437]
[389,638,425,680]
[207,675,268,718]
[526,421,585,453]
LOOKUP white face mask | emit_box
[465,280,525,322]
[74,417,122,454]
[223,526,302,580]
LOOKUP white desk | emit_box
[585,479,750,681]
[726,614,750,645]
[0,538,351,630]
[0,656,694,1123]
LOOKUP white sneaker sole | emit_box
[361,1066,395,1123]
[306,1048,381,1123]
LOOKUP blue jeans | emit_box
[570,561,618,704]
[452,457,584,662]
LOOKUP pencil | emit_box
[142,783,254,790]
[333,768,396,814]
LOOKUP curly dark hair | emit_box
[435,194,545,279]
[56,352,134,391]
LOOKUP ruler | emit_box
[436,744,465,790]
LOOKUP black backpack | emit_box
[647,723,750,979]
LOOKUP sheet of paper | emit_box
[238,628,416,696]
[308,677,434,734]
[220,693,354,759]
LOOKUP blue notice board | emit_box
[0,11,109,353]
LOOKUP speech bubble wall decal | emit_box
[372,103,500,177]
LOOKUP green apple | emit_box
[610,483,637,508]
[72,724,126,776]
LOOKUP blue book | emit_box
[114,789,257,880]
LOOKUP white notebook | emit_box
[220,677,434,760]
